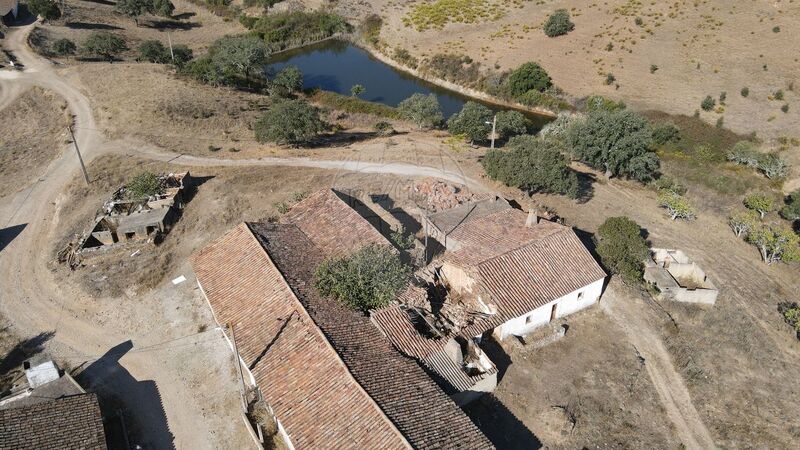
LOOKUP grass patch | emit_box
[309,90,403,120]
[403,0,524,31]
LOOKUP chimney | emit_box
[526,209,539,227]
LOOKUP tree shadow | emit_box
[65,22,124,30]
[0,223,26,253]
[172,12,196,20]
[76,341,175,450]
[0,330,55,375]
[2,5,37,27]
[146,20,202,31]
[81,0,117,5]
[574,171,595,204]
[462,393,542,450]
[306,131,385,148]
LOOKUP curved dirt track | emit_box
[0,20,714,450]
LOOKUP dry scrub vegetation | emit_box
[0,87,69,198]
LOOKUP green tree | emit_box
[52,39,76,56]
[567,109,660,182]
[398,93,443,129]
[543,9,574,37]
[126,172,163,199]
[495,110,530,139]
[728,209,759,237]
[254,99,325,146]
[743,192,775,219]
[115,0,154,26]
[269,65,303,97]
[651,123,680,146]
[82,32,128,62]
[314,244,410,312]
[595,216,649,284]
[350,84,365,98]
[780,189,800,221]
[482,135,579,198]
[28,0,61,21]
[701,95,715,111]
[447,101,493,144]
[658,191,696,220]
[138,40,170,63]
[153,0,175,17]
[506,62,552,97]
[747,224,800,264]
[210,35,269,87]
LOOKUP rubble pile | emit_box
[406,178,478,212]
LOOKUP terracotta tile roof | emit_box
[0,394,107,450]
[441,209,607,338]
[281,189,392,256]
[249,222,494,450]
[191,224,409,450]
[371,305,497,392]
[425,196,511,236]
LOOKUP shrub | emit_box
[350,84,365,98]
[171,45,193,66]
[650,64,658,74]
[741,87,749,97]
[595,217,650,285]
[389,227,415,250]
[82,32,128,62]
[728,209,759,237]
[268,65,303,97]
[780,189,800,221]
[482,135,579,198]
[398,93,443,129]
[543,9,574,37]
[651,123,680,146]
[359,14,382,46]
[658,191,696,220]
[447,101,493,144]
[605,73,616,85]
[28,0,61,20]
[314,244,410,312]
[781,104,789,113]
[138,40,170,63]
[743,192,775,219]
[126,172,163,199]
[179,56,224,86]
[517,90,563,111]
[701,95,716,111]
[393,48,418,69]
[507,62,551,97]
[652,176,686,195]
[254,99,325,146]
[373,121,395,136]
[153,0,175,17]
[634,17,643,26]
[772,26,781,33]
[495,110,530,139]
[567,109,660,182]
[52,38,76,56]
[757,153,789,179]
[586,95,625,112]
[774,90,784,101]
[115,0,155,26]
[715,116,724,129]
[778,302,800,338]
[727,141,760,167]
[538,113,578,141]
[719,91,727,103]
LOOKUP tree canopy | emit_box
[543,9,574,37]
[567,109,660,182]
[397,93,443,129]
[314,244,410,312]
[658,191,696,221]
[115,0,154,26]
[495,110,530,139]
[82,32,128,62]
[743,192,775,219]
[482,135,580,198]
[780,189,800,222]
[447,101,493,143]
[268,65,303,97]
[254,99,325,146]
[28,0,61,21]
[747,224,800,265]
[506,62,551,97]
[595,216,649,284]
[210,35,270,86]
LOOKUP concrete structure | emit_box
[644,248,718,305]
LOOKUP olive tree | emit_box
[115,0,154,26]
[595,216,650,284]
[314,244,410,312]
[447,101,493,144]
[658,191,696,220]
[482,135,579,198]
[728,209,759,237]
[254,99,325,146]
[747,224,800,265]
[82,32,128,62]
[398,93,443,129]
[567,109,660,182]
[743,192,775,219]
[210,35,269,87]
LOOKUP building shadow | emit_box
[76,341,175,450]
[477,334,512,382]
[0,330,55,393]
[0,223,26,253]
[463,394,542,450]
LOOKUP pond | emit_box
[266,40,552,129]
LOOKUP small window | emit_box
[525,315,532,324]
[577,291,584,300]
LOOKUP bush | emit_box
[741,87,749,97]
[495,110,530,139]
[781,104,789,113]
[398,93,443,129]
[52,38,76,56]
[757,153,789,179]
[774,90,784,101]
[373,121,395,136]
[517,90,563,111]
[310,90,402,120]
[447,101,493,144]
[171,44,193,66]
[651,123,680,146]
[728,209,759,237]
[780,189,800,221]
[743,192,775,219]
[701,95,716,111]
[658,191,696,220]
[389,227,415,250]
[567,109,660,182]
[126,172,163,199]
[538,113,578,141]
[586,95,625,112]
[153,0,175,17]
[507,62,551,97]
[747,224,800,264]
[652,176,686,195]
[650,64,658,74]
[138,40,170,63]
[773,26,781,33]
[595,217,649,285]
[268,65,303,97]
[359,14,382,46]
[243,11,351,52]
[254,99,325,146]
[726,141,760,167]
[314,244,410,312]
[28,0,61,21]
[82,32,128,62]
[543,9,574,37]
[605,73,616,85]
[778,302,800,338]
[482,135,579,198]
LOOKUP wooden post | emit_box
[228,322,248,412]
[167,33,175,63]
[67,125,90,185]
[490,114,497,149]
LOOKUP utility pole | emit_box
[67,125,90,185]
[486,114,497,149]
[228,322,248,412]
[167,33,175,63]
